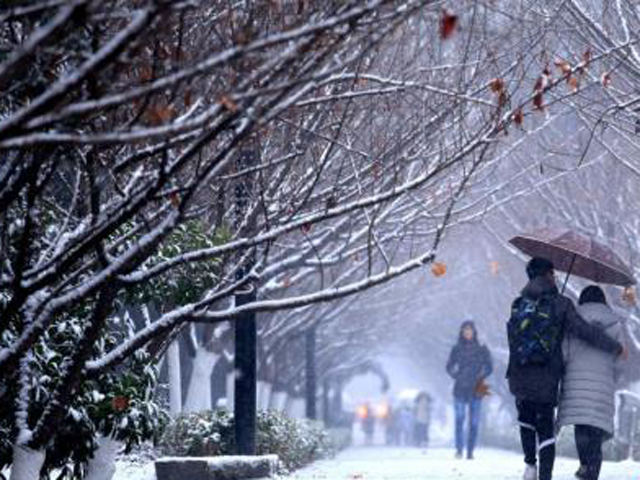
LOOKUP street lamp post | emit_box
[234,149,257,455]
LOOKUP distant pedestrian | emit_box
[384,403,398,446]
[558,285,626,480]
[414,392,432,448]
[506,258,625,480]
[397,404,414,446]
[361,402,375,445]
[446,320,493,459]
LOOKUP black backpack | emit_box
[507,295,562,366]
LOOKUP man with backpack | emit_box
[506,257,626,480]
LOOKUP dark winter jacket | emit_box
[506,276,623,405]
[446,321,493,401]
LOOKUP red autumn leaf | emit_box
[138,65,153,82]
[601,72,612,88]
[489,78,504,93]
[554,59,572,76]
[513,108,524,125]
[170,192,180,208]
[301,222,312,234]
[533,92,544,111]
[184,90,193,108]
[440,9,458,40]
[567,76,579,92]
[533,75,546,92]
[218,94,239,113]
[583,48,592,64]
[144,103,176,126]
[372,163,381,180]
[111,396,129,412]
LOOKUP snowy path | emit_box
[284,447,639,480]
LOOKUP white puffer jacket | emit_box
[557,302,624,437]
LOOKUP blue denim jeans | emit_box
[454,397,482,456]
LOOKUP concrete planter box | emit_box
[155,455,278,480]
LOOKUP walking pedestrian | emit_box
[506,257,626,480]
[557,285,626,480]
[446,320,493,459]
[414,391,432,448]
[361,402,375,445]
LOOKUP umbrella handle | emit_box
[561,253,577,294]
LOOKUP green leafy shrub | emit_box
[0,312,169,480]
[159,410,337,472]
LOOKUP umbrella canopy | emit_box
[509,228,635,286]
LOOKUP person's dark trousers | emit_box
[516,400,556,480]
[574,425,605,480]
[454,397,482,458]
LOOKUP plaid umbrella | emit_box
[509,228,635,287]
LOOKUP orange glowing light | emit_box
[356,405,368,419]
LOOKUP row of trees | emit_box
[3,0,640,478]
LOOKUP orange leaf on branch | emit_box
[431,261,447,277]
[218,94,239,113]
[440,9,458,40]
[601,72,612,88]
[144,103,176,126]
[568,76,579,92]
[554,59,572,76]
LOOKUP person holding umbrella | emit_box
[506,257,627,480]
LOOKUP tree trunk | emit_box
[183,348,220,412]
[257,381,272,411]
[225,371,235,411]
[85,436,121,480]
[9,445,45,480]
[270,390,288,412]
[286,397,305,419]
[167,340,182,415]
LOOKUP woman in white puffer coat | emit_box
[557,285,626,480]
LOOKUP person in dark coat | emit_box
[507,257,626,480]
[446,320,493,459]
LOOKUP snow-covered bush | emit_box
[0,310,169,479]
[159,410,336,472]
[158,409,234,458]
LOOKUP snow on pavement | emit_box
[284,447,639,480]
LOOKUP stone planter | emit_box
[155,455,278,480]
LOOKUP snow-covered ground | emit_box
[24,445,633,480]
[283,447,640,480]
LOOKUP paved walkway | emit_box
[284,447,639,480]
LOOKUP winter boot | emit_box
[575,465,588,479]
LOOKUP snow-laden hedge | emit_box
[158,409,336,472]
